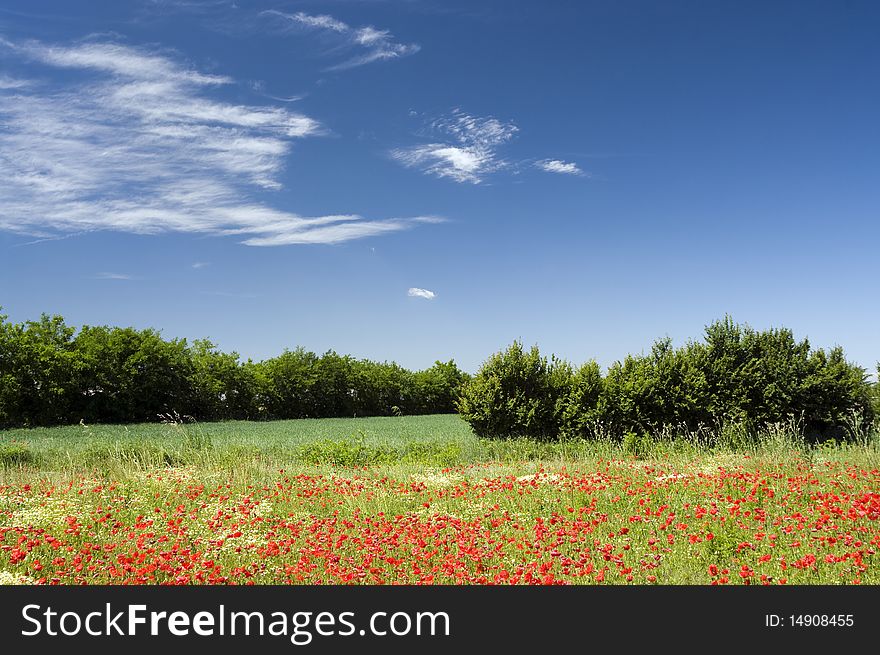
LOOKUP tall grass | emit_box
[2,414,878,483]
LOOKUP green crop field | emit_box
[6,414,877,478]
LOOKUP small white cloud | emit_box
[191,261,210,269]
[93,272,135,280]
[535,159,586,176]
[391,145,486,184]
[289,12,348,32]
[408,287,436,300]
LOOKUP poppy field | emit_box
[1,415,879,585]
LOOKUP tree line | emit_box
[458,317,879,442]
[2,312,877,439]
[0,311,468,428]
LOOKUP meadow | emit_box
[1,414,879,585]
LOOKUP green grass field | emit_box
[2,414,879,476]
[2,415,879,584]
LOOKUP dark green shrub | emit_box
[701,317,872,438]
[557,361,604,438]
[0,443,38,468]
[872,365,880,422]
[598,337,710,437]
[189,339,265,421]
[457,341,571,440]
[259,347,320,419]
[0,312,80,427]
[349,359,414,417]
[461,319,871,444]
[798,348,873,440]
[411,360,470,414]
[71,325,195,424]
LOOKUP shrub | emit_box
[457,341,571,440]
[598,337,710,438]
[701,317,872,438]
[557,361,604,438]
[0,442,38,468]
[189,339,265,421]
[71,324,195,424]
[0,312,80,427]
[411,360,470,414]
[461,318,872,444]
[872,365,880,422]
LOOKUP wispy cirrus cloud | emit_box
[391,108,518,184]
[285,12,348,33]
[0,37,438,246]
[535,159,586,176]
[407,287,436,300]
[0,75,30,89]
[392,109,588,184]
[261,10,419,70]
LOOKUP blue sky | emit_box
[1,0,878,374]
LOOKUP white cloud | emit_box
[391,108,518,184]
[240,216,440,246]
[408,287,436,300]
[288,12,348,33]
[536,159,586,176]
[21,41,232,85]
[0,76,30,89]
[92,272,135,280]
[391,145,484,183]
[0,37,437,246]
[191,261,210,269]
[261,10,419,70]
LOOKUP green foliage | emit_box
[0,442,37,468]
[0,311,468,428]
[259,347,320,419]
[872,365,880,422]
[0,308,870,440]
[189,339,265,421]
[457,341,572,440]
[0,312,79,427]
[700,317,872,439]
[557,361,604,438]
[258,350,469,420]
[621,431,654,458]
[70,324,195,424]
[296,430,463,467]
[599,337,710,436]
[412,360,470,414]
[461,318,873,443]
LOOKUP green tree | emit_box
[557,360,604,438]
[0,312,80,427]
[412,360,470,414]
[189,339,265,420]
[71,325,194,423]
[457,341,571,440]
[260,347,320,419]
